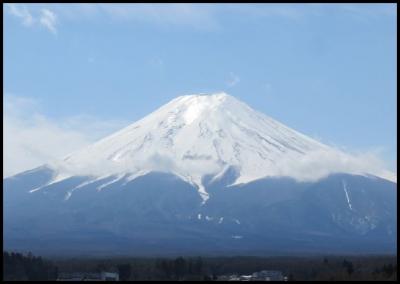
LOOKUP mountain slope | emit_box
[44,93,394,202]
[4,167,396,256]
[3,93,397,256]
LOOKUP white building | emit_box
[57,271,119,281]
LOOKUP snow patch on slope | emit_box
[98,174,125,191]
[29,172,71,193]
[342,180,353,211]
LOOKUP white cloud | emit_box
[7,4,395,35]
[7,4,58,34]
[227,4,397,21]
[337,3,396,20]
[226,72,240,88]
[39,8,57,34]
[36,3,219,31]
[3,95,127,177]
[97,4,219,30]
[273,148,396,183]
[8,4,35,26]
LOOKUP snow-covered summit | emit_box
[48,92,395,201]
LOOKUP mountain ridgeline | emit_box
[3,93,397,256]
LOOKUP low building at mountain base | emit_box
[57,271,119,281]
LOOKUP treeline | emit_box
[3,251,397,281]
[3,251,58,281]
[59,256,213,281]
[54,255,397,281]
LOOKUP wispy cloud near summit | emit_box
[39,8,57,34]
[8,4,34,26]
[3,95,127,177]
[7,4,58,34]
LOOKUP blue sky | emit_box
[3,3,397,175]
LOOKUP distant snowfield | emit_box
[38,92,396,202]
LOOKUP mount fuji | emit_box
[4,93,397,256]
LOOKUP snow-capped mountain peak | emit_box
[46,92,395,202]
